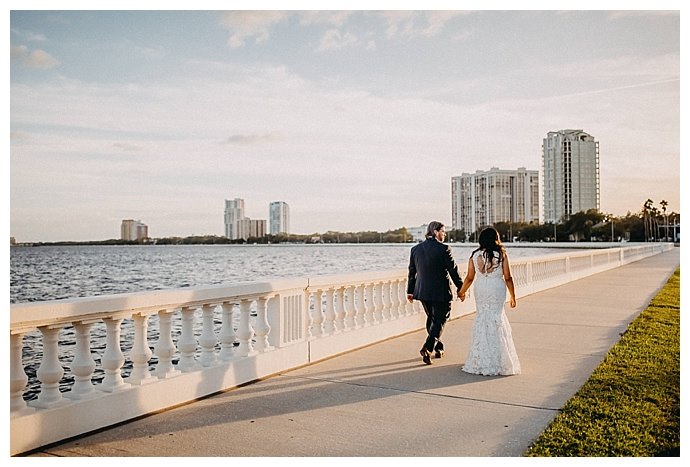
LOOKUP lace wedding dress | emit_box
[462,250,521,376]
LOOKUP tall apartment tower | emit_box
[451,167,539,237]
[269,201,290,235]
[542,130,600,223]
[224,198,245,240]
[121,219,148,241]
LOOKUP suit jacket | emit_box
[407,237,463,302]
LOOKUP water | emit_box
[10,243,559,304]
[10,243,561,400]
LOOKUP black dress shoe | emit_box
[434,349,444,359]
[420,348,432,365]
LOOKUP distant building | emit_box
[121,219,148,241]
[269,201,290,235]
[224,198,245,240]
[237,218,266,240]
[224,198,267,240]
[543,130,600,223]
[406,224,427,242]
[451,167,539,237]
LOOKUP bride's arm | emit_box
[502,251,516,308]
[459,257,475,301]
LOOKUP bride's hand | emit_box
[509,297,516,308]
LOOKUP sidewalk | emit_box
[28,248,680,457]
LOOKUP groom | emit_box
[407,221,463,365]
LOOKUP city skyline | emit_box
[9,3,681,242]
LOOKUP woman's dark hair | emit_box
[471,227,504,265]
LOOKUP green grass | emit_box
[525,268,680,457]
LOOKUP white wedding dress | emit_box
[462,250,521,376]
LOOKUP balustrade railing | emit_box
[9,243,672,455]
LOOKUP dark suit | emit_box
[407,237,463,353]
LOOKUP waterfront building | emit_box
[542,129,600,223]
[224,198,245,240]
[269,201,290,235]
[406,224,427,242]
[451,167,539,238]
[225,198,268,240]
[121,219,148,241]
[237,218,267,240]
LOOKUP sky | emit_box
[8,1,682,242]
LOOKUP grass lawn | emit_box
[524,268,680,457]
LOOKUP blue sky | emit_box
[8,2,681,241]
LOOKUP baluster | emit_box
[126,314,155,385]
[254,297,273,352]
[397,280,408,316]
[219,302,237,361]
[323,288,336,334]
[10,332,35,415]
[99,317,131,392]
[178,306,198,372]
[334,287,346,331]
[355,284,367,327]
[364,283,375,325]
[153,309,180,379]
[310,289,324,337]
[344,285,357,329]
[66,321,98,398]
[372,282,383,323]
[381,281,392,320]
[236,299,255,357]
[32,325,69,408]
[199,304,218,367]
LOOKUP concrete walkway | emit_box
[29,248,680,457]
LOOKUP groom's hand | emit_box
[407,294,414,303]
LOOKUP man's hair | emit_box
[426,221,445,238]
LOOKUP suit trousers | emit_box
[420,300,451,352]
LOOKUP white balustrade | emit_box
[355,284,366,327]
[372,282,383,323]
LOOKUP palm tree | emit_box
[660,200,668,241]
[643,199,654,242]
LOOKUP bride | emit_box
[459,227,521,376]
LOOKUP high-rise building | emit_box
[451,167,539,237]
[224,198,245,240]
[269,201,290,235]
[542,130,600,223]
[121,219,148,241]
[237,218,267,240]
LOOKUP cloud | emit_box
[299,11,353,27]
[219,11,291,48]
[379,11,467,39]
[316,29,359,51]
[222,133,282,145]
[113,142,142,152]
[11,45,59,69]
[11,28,47,42]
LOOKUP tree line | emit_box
[20,199,678,247]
